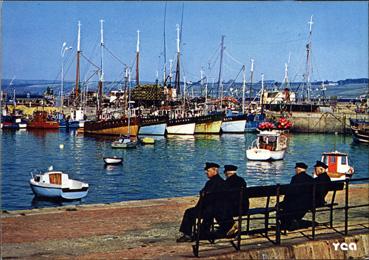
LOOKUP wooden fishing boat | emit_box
[27,111,59,129]
[194,113,224,134]
[350,118,369,143]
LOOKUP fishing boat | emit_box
[68,107,86,128]
[103,156,123,165]
[1,115,27,129]
[194,113,224,134]
[30,169,89,200]
[138,116,168,136]
[246,130,288,161]
[27,111,59,129]
[166,117,196,135]
[320,151,355,181]
[350,118,369,143]
[221,113,248,133]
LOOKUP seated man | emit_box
[279,162,314,230]
[223,164,249,237]
[313,161,332,207]
[223,164,249,216]
[177,162,233,242]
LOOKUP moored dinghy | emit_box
[111,135,138,148]
[103,156,123,165]
[29,169,89,200]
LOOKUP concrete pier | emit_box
[1,184,368,259]
[268,111,369,134]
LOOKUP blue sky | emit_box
[2,1,368,82]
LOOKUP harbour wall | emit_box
[269,111,369,134]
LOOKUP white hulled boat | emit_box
[320,151,354,181]
[221,114,248,133]
[30,169,89,200]
[246,130,288,161]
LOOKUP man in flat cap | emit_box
[224,165,249,216]
[279,162,314,230]
[313,161,332,207]
[223,165,249,237]
[177,162,229,242]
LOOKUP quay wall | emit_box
[268,111,369,134]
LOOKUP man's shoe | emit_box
[176,234,192,243]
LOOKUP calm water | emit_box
[1,129,368,210]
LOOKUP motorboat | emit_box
[111,136,138,148]
[140,137,155,145]
[320,151,355,181]
[103,156,123,165]
[29,169,89,200]
[246,130,288,161]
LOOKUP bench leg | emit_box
[247,215,250,233]
[265,213,269,238]
[329,205,334,228]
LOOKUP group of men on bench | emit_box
[176,160,332,243]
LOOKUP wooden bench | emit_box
[192,181,345,257]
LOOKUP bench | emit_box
[192,180,345,257]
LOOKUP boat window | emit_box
[341,156,347,165]
[329,156,336,163]
[323,156,328,165]
[49,173,62,185]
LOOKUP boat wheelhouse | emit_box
[321,151,354,181]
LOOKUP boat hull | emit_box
[27,122,59,129]
[103,157,123,164]
[195,120,222,134]
[166,123,196,135]
[139,123,167,135]
[84,118,139,136]
[221,120,246,133]
[246,148,286,161]
[30,183,88,200]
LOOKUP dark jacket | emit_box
[197,174,226,208]
[225,174,249,215]
[281,171,314,211]
[315,172,332,206]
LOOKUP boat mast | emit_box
[250,59,254,107]
[75,21,81,102]
[175,24,181,97]
[127,67,131,135]
[97,19,104,120]
[284,63,290,88]
[136,30,140,86]
[169,59,173,87]
[242,65,246,114]
[217,35,225,104]
[163,2,167,86]
[182,76,186,117]
[261,73,265,114]
[304,15,313,102]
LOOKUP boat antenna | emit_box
[242,65,246,114]
[97,19,104,120]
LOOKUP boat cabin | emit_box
[34,171,69,186]
[321,151,354,177]
[257,131,287,151]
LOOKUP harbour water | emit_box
[1,129,368,210]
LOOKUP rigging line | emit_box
[180,2,184,45]
[103,45,127,67]
[224,66,244,91]
[224,50,243,66]
[80,53,100,70]
[163,1,167,65]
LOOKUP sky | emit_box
[2,1,368,83]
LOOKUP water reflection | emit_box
[31,197,82,208]
[247,160,285,174]
[104,164,123,175]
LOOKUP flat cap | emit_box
[204,162,220,170]
[314,160,328,169]
[224,165,238,172]
[295,162,308,169]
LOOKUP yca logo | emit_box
[332,242,357,251]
